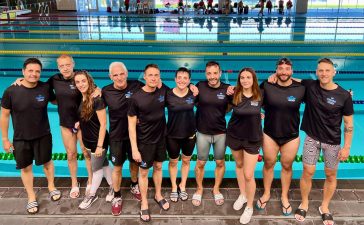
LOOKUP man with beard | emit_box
[256,58,305,216]
[192,61,230,207]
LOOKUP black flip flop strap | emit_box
[141,209,150,215]
[295,208,307,217]
[322,213,333,221]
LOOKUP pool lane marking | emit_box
[2,38,364,45]
[2,50,364,57]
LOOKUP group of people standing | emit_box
[1,56,353,225]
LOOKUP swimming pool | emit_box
[0,14,363,178]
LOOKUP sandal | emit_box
[49,189,62,202]
[178,188,188,201]
[213,192,224,206]
[255,197,269,210]
[281,200,292,216]
[26,201,39,214]
[70,183,80,199]
[294,204,308,222]
[140,209,151,222]
[192,193,202,206]
[154,198,170,211]
[170,191,179,203]
[319,206,334,225]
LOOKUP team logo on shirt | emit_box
[125,91,132,98]
[69,84,76,90]
[217,92,225,100]
[287,96,296,102]
[250,101,259,106]
[158,95,165,102]
[186,97,194,104]
[326,97,336,105]
[140,161,148,168]
[35,94,45,102]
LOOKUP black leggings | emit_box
[166,135,196,159]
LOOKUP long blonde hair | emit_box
[74,70,96,121]
[233,67,261,105]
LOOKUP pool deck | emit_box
[0,177,363,225]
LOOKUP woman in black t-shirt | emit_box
[166,67,196,203]
[226,68,262,224]
[74,71,113,210]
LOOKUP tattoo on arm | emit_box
[344,126,353,133]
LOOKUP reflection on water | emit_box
[1,16,364,41]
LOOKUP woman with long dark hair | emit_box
[73,71,113,210]
[226,68,263,224]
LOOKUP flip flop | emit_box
[192,193,202,207]
[154,198,170,211]
[255,197,269,210]
[70,182,80,199]
[294,204,308,222]
[319,206,334,225]
[170,191,179,203]
[281,201,292,216]
[140,209,151,222]
[26,201,39,214]
[213,193,224,206]
[179,188,189,201]
[49,189,62,202]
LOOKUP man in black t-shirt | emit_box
[1,58,61,214]
[192,61,230,207]
[128,64,169,222]
[102,62,144,216]
[294,58,354,225]
[257,58,305,216]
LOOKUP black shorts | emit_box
[226,134,261,155]
[110,140,134,166]
[265,132,298,146]
[138,138,166,169]
[166,134,196,159]
[13,134,52,170]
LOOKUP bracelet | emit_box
[2,137,8,141]
[97,145,103,148]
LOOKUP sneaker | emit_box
[240,207,253,224]
[233,195,247,211]
[79,195,98,210]
[111,197,122,216]
[130,184,142,201]
[106,186,114,202]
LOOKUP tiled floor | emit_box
[0,178,363,225]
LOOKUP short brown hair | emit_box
[23,58,42,70]
[144,64,160,73]
[276,57,292,68]
[205,61,221,71]
[318,58,334,66]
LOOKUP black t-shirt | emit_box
[79,97,108,144]
[48,73,82,128]
[1,81,55,141]
[195,81,230,135]
[260,80,305,138]
[102,80,144,142]
[166,89,196,139]
[227,95,263,142]
[301,79,354,145]
[128,85,169,144]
